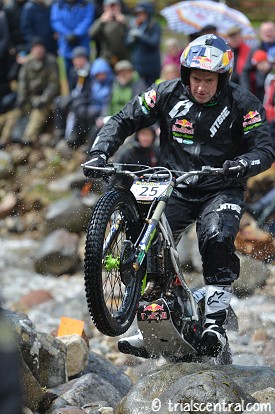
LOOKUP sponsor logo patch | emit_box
[139,89,157,114]
[243,110,262,132]
[172,118,194,144]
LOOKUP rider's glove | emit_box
[83,151,107,178]
[223,159,249,178]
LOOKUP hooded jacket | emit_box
[91,79,275,192]
[90,58,113,111]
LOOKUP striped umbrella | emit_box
[160,0,257,46]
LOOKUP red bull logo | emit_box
[172,119,194,135]
[175,119,193,128]
[143,303,164,312]
[191,56,212,69]
[140,302,168,321]
[243,110,262,129]
[243,111,259,121]
[192,56,212,63]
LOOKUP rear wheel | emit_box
[84,190,144,336]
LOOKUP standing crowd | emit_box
[0,0,275,153]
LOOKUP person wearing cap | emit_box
[240,21,275,101]
[88,59,146,146]
[0,37,60,146]
[126,1,161,86]
[89,0,129,68]
[106,59,146,115]
[226,26,251,85]
[50,0,95,90]
[83,34,274,358]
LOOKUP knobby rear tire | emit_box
[84,189,144,336]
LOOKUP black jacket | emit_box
[90,79,275,192]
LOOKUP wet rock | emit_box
[58,334,89,378]
[3,309,40,380]
[34,229,80,275]
[78,351,132,397]
[82,402,114,414]
[233,254,271,296]
[235,217,275,261]
[13,289,54,312]
[51,407,86,414]
[252,387,275,402]
[116,368,257,414]
[0,149,14,178]
[20,353,44,412]
[37,332,67,388]
[50,373,123,409]
[0,192,17,219]
[22,407,34,414]
[45,194,91,233]
[116,362,275,414]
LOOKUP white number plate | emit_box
[130,181,169,201]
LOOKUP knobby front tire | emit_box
[84,189,144,336]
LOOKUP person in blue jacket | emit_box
[67,57,113,147]
[50,0,95,90]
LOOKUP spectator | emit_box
[106,59,146,115]
[240,21,275,101]
[89,0,129,68]
[54,46,92,143]
[263,46,275,148]
[250,48,272,101]
[156,63,180,83]
[50,0,95,90]
[0,37,60,146]
[162,37,183,70]
[189,24,217,42]
[126,1,161,86]
[225,26,251,85]
[113,126,159,167]
[20,0,57,55]
[4,0,27,80]
[66,57,113,148]
[0,5,12,113]
[4,0,26,51]
[89,59,146,146]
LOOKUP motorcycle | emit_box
[82,162,238,364]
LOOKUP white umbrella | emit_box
[160,0,257,46]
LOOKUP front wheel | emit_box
[84,189,144,336]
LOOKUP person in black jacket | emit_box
[83,34,275,358]
[113,125,159,167]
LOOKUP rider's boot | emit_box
[200,285,233,357]
[118,330,150,358]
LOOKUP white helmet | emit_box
[180,34,234,96]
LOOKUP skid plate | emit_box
[137,297,197,359]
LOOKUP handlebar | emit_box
[81,163,241,184]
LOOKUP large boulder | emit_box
[45,195,91,233]
[115,362,275,414]
[34,228,80,275]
